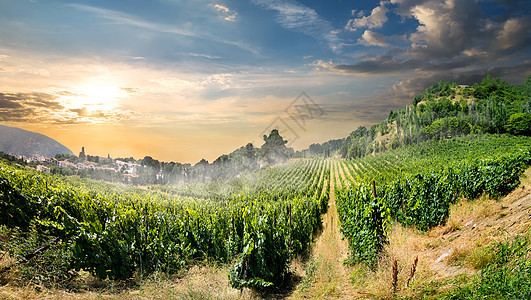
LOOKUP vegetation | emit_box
[335,135,531,266]
[302,75,531,160]
[442,235,531,299]
[0,157,329,291]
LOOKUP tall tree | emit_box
[260,129,291,165]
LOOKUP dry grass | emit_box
[289,161,356,299]
[0,264,257,300]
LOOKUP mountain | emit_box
[0,124,73,157]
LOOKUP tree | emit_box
[260,129,291,165]
[507,113,531,136]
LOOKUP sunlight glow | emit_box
[63,82,126,112]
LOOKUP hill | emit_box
[297,75,531,159]
[0,124,73,157]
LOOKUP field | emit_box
[1,134,531,299]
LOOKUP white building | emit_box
[36,165,51,173]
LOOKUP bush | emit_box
[507,113,531,136]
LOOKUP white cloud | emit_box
[211,4,238,22]
[149,73,233,92]
[68,3,198,37]
[345,1,389,31]
[496,17,529,50]
[358,30,389,47]
[252,0,340,51]
[187,52,222,59]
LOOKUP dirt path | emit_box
[290,160,355,299]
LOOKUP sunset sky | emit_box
[0,0,530,163]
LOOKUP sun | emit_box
[77,84,125,111]
[62,81,127,112]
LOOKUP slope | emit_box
[0,124,73,157]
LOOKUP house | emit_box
[32,154,47,163]
[58,160,75,168]
[46,157,58,165]
[36,165,51,173]
[114,160,140,174]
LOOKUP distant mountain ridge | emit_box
[0,124,73,157]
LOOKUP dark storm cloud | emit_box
[326,0,531,79]
[319,0,531,108]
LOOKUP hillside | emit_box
[0,124,73,157]
[298,75,531,159]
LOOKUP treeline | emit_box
[301,75,531,159]
[131,129,293,185]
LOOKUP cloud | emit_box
[68,3,198,38]
[252,0,341,51]
[70,107,88,116]
[149,73,233,93]
[68,3,261,56]
[187,52,222,59]
[211,4,238,22]
[345,1,389,31]
[320,0,530,80]
[0,91,135,125]
[0,92,65,123]
[496,17,531,50]
[358,30,390,47]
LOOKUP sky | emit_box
[0,0,530,163]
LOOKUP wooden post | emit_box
[231,217,235,242]
[372,180,377,198]
[289,203,292,253]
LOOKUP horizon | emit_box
[1,0,530,163]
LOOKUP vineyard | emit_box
[1,134,531,297]
[335,134,531,266]
[0,158,329,290]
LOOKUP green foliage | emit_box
[335,136,531,265]
[507,112,531,136]
[0,178,34,230]
[339,75,531,160]
[0,157,330,291]
[260,129,292,165]
[424,117,471,139]
[336,182,390,267]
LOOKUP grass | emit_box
[0,262,257,300]
[440,234,531,299]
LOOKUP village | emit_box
[4,148,141,181]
